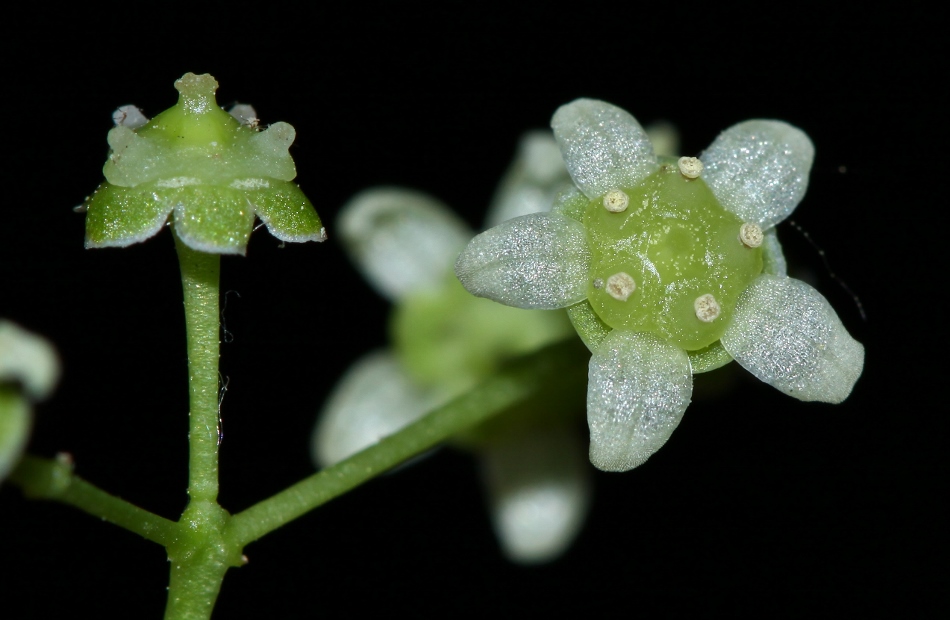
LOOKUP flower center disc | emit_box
[584,162,762,350]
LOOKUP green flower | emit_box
[83,73,324,254]
[456,99,865,472]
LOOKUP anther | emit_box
[678,157,704,179]
[602,189,629,213]
[694,294,721,322]
[739,222,763,248]
[606,272,636,301]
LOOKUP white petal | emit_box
[0,321,60,401]
[455,212,590,309]
[587,331,692,472]
[721,275,864,403]
[700,120,814,228]
[551,99,657,199]
[338,188,472,301]
[480,427,591,564]
[484,131,570,227]
[311,351,444,467]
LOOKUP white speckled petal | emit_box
[455,212,590,309]
[480,427,591,564]
[721,275,864,403]
[338,188,472,301]
[551,99,657,199]
[700,120,814,228]
[588,331,692,472]
[311,351,444,467]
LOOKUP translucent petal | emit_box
[311,351,444,467]
[700,120,814,228]
[551,99,657,199]
[485,131,570,227]
[455,212,590,310]
[338,188,472,301]
[480,427,591,564]
[587,331,692,472]
[721,275,864,403]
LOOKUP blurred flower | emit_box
[0,321,59,482]
[456,99,864,472]
[312,132,593,563]
[82,73,324,255]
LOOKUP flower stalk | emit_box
[175,232,222,504]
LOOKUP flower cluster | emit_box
[456,99,864,472]
[311,132,592,563]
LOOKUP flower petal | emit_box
[587,331,692,472]
[311,351,444,467]
[721,275,864,403]
[455,212,590,309]
[700,120,814,228]
[484,131,570,227]
[480,427,591,564]
[551,99,657,199]
[0,321,60,401]
[338,188,472,301]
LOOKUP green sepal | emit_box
[686,341,734,374]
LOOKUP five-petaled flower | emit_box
[456,99,865,472]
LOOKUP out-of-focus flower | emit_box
[0,321,60,482]
[456,99,864,473]
[82,73,324,255]
[312,132,594,563]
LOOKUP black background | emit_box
[1,5,943,618]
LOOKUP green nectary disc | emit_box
[583,162,762,350]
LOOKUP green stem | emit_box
[174,234,222,505]
[10,455,178,546]
[225,338,587,548]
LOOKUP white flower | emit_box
[312,133,592,563]
[456,99,865,473]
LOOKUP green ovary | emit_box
[584,162,762,350]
